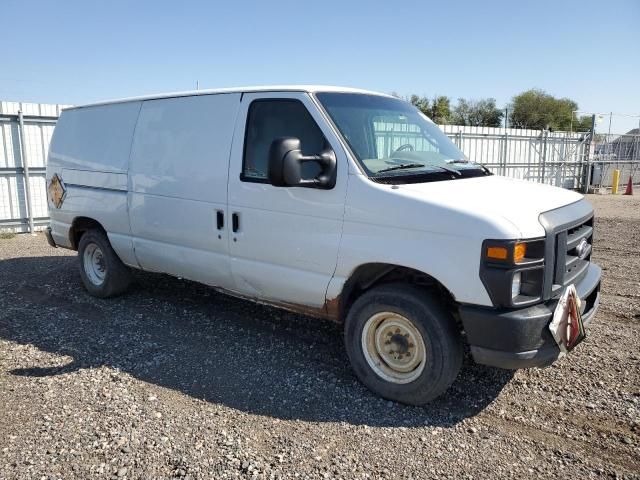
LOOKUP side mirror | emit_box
[267,137,336,189]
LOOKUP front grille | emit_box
[539,199,595,300]
[553,217,593,291]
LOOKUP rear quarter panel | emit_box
[46,102,142,261]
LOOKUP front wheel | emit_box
[78,229,132,298]
[344,283,463,405]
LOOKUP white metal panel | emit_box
[1,101,66,233]
[62,168,128,190]
[0,176,24,220]
[129,93,240,202]
[0,123,19,167]
[226,91,349,307]
[48,101,141,173]
[47,186,131,251]
[128,93,242,289]
[1,102,21,115]
[23,123,46,167]
[28,176,48,218]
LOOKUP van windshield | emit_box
[315,93,487,179]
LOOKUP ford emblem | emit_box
[576,238,589,259]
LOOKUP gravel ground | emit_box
[1,194,638,479]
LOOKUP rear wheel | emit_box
[78,229,132,298]
[344,283,463,405]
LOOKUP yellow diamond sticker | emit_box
[48,173,66,208]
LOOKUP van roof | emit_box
[66,85,393,110]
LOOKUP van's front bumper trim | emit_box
[459,263,601,369]
[45,226,57,248]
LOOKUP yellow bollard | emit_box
[612,169,620,194]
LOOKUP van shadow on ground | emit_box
[0,255,514,428]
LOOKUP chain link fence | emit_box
[589,131,640,191]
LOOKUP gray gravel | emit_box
[1,194,639,479]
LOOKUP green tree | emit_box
[429,96,451,124]
[573,115,593,132]
[509,89,591,131]
[409,94,430,116]
[451,98,503,127]
[408,94,451,123]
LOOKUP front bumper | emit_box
[459,263,601,369]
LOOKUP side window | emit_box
[242,100,328,181]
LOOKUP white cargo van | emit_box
[45,86,601,404]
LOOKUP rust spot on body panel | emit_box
[208,286,342,323]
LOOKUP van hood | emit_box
[396,175,584,238]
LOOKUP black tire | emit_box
[344,283,463,405]
[78,229,132,298]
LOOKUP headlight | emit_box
[480,238,546,307]
[511,272,522,299]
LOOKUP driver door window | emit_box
[242,100,327,182]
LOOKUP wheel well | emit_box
[69,217,105,250]
[337,263,457,322]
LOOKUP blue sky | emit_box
[2,0,639,132]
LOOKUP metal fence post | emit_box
[541,130,548,183]
[583,114,596,193]
[502,130,509,175]
[17,110,35,234]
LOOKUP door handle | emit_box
[232,212,239,233]
[216,210,224,230]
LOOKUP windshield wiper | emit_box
[376,163,425,174]
[435,164,462,176]
[376,163,462,177]
[446,159,492,175]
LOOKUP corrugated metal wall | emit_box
[0,101,70,233]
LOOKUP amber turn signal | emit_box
[514,242,527,263]
[486,243,527,262]
[486,246,508,260]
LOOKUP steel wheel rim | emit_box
[361,311,427,384]
[83,242,106,286]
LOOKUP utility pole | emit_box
[570,110,575,133]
